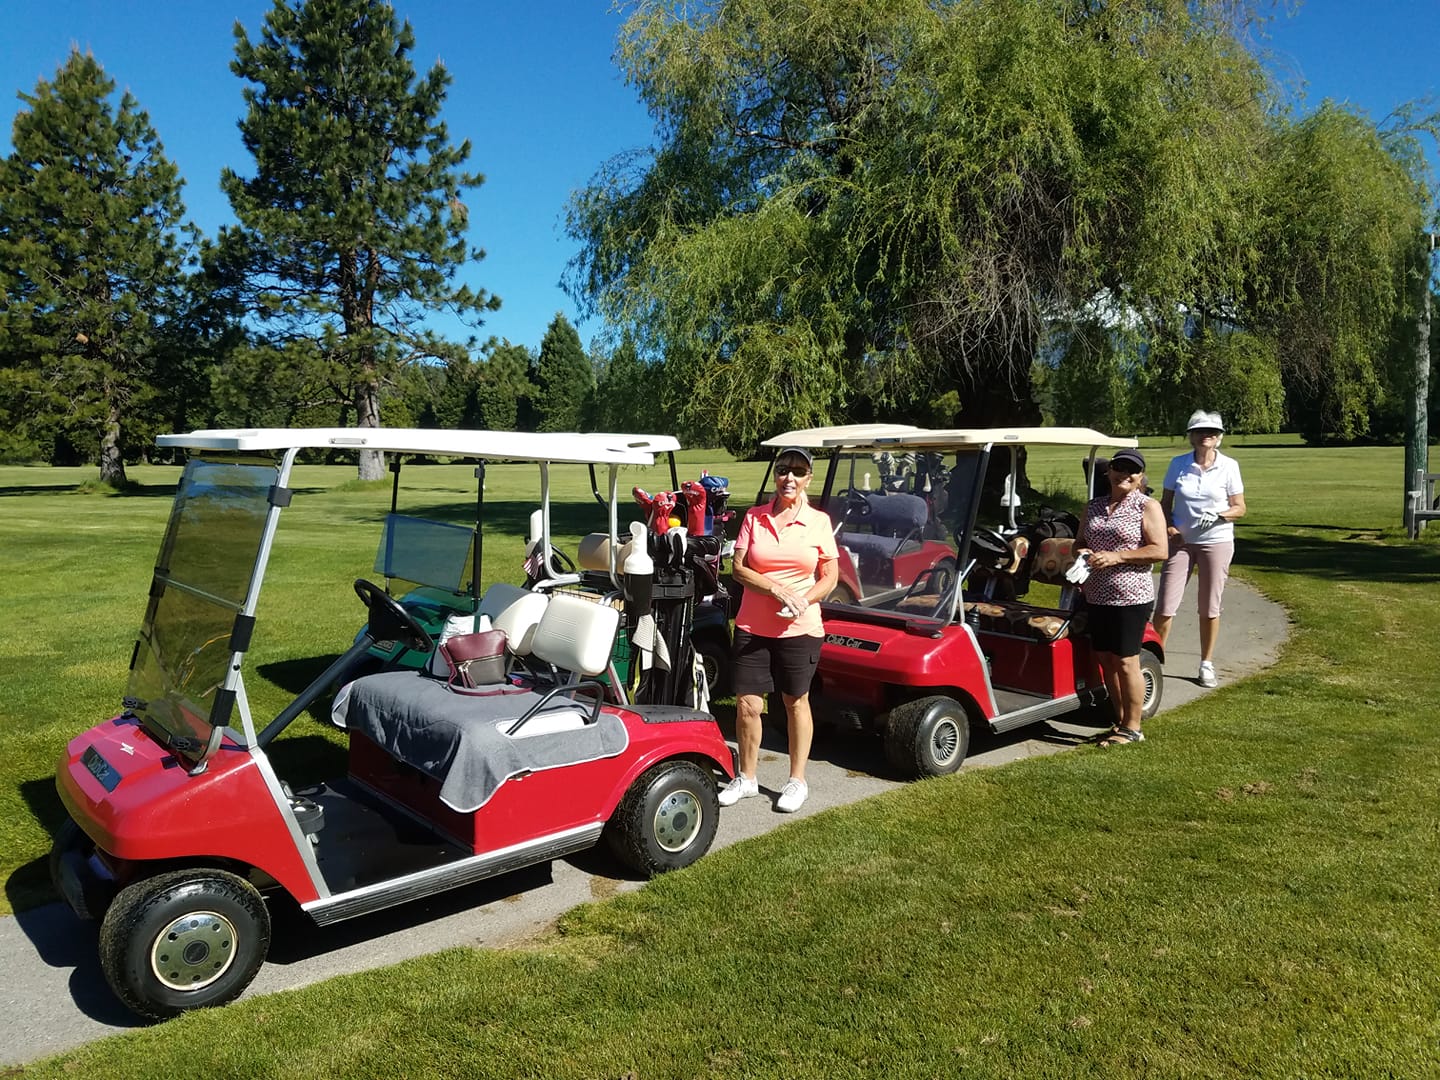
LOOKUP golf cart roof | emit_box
[760,424,931,450]
[155,427,679,465]
[867,426,1139,451]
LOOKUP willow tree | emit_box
[221,0,498,478]
[0,50,194,480]
[567,0,1274,453]
[1248,105,1428,441]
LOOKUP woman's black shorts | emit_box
[1085,602,1151,657]
[731,629,822,698]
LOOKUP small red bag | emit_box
[439,630,508,690]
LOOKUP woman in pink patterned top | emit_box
[1075,447,1167,747]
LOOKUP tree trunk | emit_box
[98,397,127,486]
[356,362,386,481]
[959,353,1044,499]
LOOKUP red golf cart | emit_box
[806,427,1165,777]
[51,427,734,1021]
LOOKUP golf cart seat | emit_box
[525,591,621,682]
[336,591,628,812]
[979,533,1032,600]
[838,491,930,564]
[478,583,549,657]
[965,537,1081,642]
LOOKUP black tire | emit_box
[935,557,958,592]
[884,695,971,779]
[826,582,858,605]
[99,869,271,1021]
[1139,648,1164,721]
[605,761,720,877]
[692,632,732,699]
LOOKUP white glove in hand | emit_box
[1063,559,1090,585]
[1195,510,1219,531]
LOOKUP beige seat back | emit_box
[528,592,621,677]
[478,583,549,657]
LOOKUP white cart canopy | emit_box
[155,427,679,466]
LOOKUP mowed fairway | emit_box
[3,438,1439,1077]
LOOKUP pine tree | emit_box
[220,0,498,478]
[532,314,594,433]
[475,341,535,431]
[0,50,194,481]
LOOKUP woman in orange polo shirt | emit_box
[720,447,839,813]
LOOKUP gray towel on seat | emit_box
[334,670,629,812]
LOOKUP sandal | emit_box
[1097,728,1144,747]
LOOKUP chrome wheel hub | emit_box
[151,910,238,991]
[653,789,703,852]
[931,719,961,766]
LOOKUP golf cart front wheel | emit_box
[1139,649,1164,720]
[606,760,720,876]
[99,868,271,1021]
[885,695,971,779]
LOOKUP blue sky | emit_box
[2,1,1437,355]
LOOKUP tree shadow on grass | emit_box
[1237,530,1440,585]
[0,481,179,499]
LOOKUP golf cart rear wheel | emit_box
[826,582,857,605]
[99,868,271,1021]
[606,760,719,877]
[1139,649,1163,720]
[885,696,971,779]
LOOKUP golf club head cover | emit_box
[633,486,675,534]
[700,474,730,534]
[652,489,677,533]
[680,480,708,535]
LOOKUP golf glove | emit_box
[1195,510,1219,531]
[1063,558,1090,585]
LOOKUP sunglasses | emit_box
[1192,429,1221,438]
[774,464,810,478]
[1108,463,1141,475]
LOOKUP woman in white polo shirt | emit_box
[1154,410,1247,687]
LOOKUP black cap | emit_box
[776,446,813,466]
[1109,447,1146,472]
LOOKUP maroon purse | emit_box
[439,630,508,691]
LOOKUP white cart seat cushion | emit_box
[479,583,549,656]
[528,592,621,677]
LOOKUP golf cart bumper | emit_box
[52,828,122,920]
[55,718,323,907]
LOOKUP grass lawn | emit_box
[4,438,1439,1077]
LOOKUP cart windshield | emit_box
[126,455,278,757]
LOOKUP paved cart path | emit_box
[0,579,1288,1067]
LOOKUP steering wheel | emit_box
[354,579,435,652]
[844,489,873,521]
[526,543,577,587]
[967,526,1013,570]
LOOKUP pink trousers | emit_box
[1156,540,1234,620]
